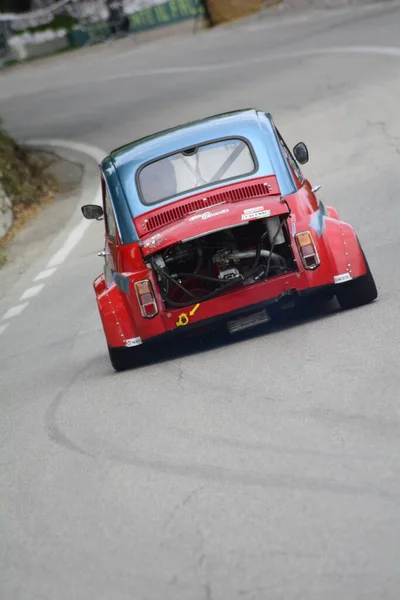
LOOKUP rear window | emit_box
[138,138,256,205]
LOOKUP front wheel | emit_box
[336,249,378,310]
[108,345,135,372]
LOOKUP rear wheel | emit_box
[108,345,135,372]
[335,248,377,310]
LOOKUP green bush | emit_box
[0,118,55,215]
[12,13,79,36]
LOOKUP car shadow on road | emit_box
[121,296,342,372]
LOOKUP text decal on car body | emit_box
[125,337,142,347]
[188,209,229,222]
[334,273,353,284]
[241,206,271,221]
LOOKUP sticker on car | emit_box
[176,303,200,327]
[188,209,229,222]
[241,206,271,221]
[334,273,352,284]
[125,337,143,347]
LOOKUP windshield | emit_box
[138,138,256,205]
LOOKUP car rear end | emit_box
[126,182,325,340]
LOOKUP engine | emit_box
[150,216,295,308]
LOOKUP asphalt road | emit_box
[1,3,400,599]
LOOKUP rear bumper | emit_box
[153,270,335,336]
[134,281,335,346]
[100,266,345,349]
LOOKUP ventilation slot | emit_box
[142,181,273,233]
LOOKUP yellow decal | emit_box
[176,313,189,327]
[176,304,201,327]
[189,303,200,316]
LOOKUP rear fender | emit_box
[323,219,367,280]
[94,274,139,348]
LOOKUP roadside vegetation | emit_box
[0,119,58,267]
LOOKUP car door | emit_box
[100,177,119,287]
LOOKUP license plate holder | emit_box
[227,308,271,335]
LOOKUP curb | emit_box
[0,141,101,287]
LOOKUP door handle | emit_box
[312,185,321,193]
[97,250,110,257]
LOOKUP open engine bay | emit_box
[149,215,297,308]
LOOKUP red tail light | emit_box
[295,231,320,270]
[134,280,158,318]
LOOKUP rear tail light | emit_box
[134,280,158,318]
[295,231,320,270]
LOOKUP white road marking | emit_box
[2,304,29,320]
[34,268,57,281]
[0,323,9,337]
[25,139,106,165]
[0,139,106,328]
[19,284,45,301]
[73,45,400,85]
[46,218,93,268]
[26,139,105,269]
[245,0,400,32]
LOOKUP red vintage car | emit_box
[82,109,377,371]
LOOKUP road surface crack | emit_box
[162,486,204,536]
[366,119,400,154]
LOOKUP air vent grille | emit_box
[137,179,276,234]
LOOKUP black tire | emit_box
[108,345,134,372]
[335,249,378,310]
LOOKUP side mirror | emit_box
[293,142,309,165]
[81,204,104,220]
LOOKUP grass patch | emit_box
[12,14,79,36]
[0,248,7,268]
[0,119,58,257]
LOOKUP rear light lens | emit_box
[134,280,158,318]
[295,231,320,270]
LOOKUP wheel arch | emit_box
[322,218,367,280]
[94,274,139,348]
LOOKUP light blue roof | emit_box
[101,109,297,242]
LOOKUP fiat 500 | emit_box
[82,109,377,371]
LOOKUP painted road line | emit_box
[0,323,9,337]
[46,218,93,269]
[26,140,105,269]
[88,46,400,86]
[19,284,45,301]
[34,268,57,282]
[244,1,400,33]
[2,304,29,320]
[0,139,106,337]
[25,139,106,165]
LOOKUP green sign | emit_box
[129,0,203,33]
